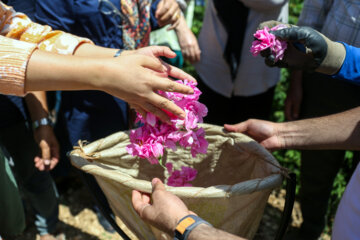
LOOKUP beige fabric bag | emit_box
[70,124,283,239]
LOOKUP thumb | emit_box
[40,141,51,160]
[152,178,165,193]
[224,122,248,133]
[152,46,176,59]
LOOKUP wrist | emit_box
[174,214,212,240]
[32,116,54,130]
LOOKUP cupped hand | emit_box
[132,178,194,235]
[99,54,194,123]
[156,0,181,30]
[224,120,283,151]
[33,125,60,171]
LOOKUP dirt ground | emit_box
[14,181,330,240]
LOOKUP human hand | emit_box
[33,125,60,171]
[98,54,194,123]
[156,0,181,30]
[258,21,346,75]
[285,70,303,120]
[175,19,201,63]
[124,46,197,82]
[132,178,194,235]
[224,120,284,151]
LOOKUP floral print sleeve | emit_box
[0,2,93,96]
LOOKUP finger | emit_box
[132,190,149,214]
[142,102,172,123]
[151,46,176,59]
[194,49,201,62]
[148,92,188,119]
[189,48,197,63]
[152,178,165,192]
[152,76,194,94]
[159,4,178,23]
[132,104,147,120]
[141,56,166,73]
[34,156,45,171]
[155,0,165,19]
[162,61,197,82]
[224,122,248,133]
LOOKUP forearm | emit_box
[188,224,246,240]
[25,49,100,92]
[74,43,119,58]
[25,91,49,121]
[278,107,360,150]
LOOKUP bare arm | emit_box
[25,91,60,171]
[25,49,194,123]
[278,107,360,150]
[225,107,360,151]
[188,224,245,240]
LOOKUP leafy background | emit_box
[185,0,356,234]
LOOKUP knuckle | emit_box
[166,82,176,92]
[158,100,169,109]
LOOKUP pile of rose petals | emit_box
[126,80,208,186]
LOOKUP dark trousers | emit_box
[299,72,360,238]
[197,79,275,125]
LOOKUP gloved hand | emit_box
[258,20,346,75]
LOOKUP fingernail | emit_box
[152,178,159,186]
[44,159,51,165]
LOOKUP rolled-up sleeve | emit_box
[0,2,92,96]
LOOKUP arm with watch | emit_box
[25,91,59,171]
[132,178,246,240]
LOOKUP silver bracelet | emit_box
[32,117,54,130]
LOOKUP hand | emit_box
[124,46,197,82]
[156,0,181,30]
[132,178,194,235]
[98,54,194,123]
[33,125,60,171]
[285,70,303,120]
[175,18,201,63]
[258,21,346,75]
[224,120,284,151]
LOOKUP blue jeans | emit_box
[0,121,59,236]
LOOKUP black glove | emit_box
[259,21,346,75]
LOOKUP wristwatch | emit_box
[174,215,212,240]
[32,117,54,130]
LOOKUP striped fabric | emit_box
[0,2,92,96]
[298,0,360,47]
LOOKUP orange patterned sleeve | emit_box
[0,2,93,96]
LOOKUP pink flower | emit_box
[250,25,288,62]
[126,79,208,185]
[166,163,197,187]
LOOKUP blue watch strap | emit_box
[114,49,124,57]
[174,215,212,240]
